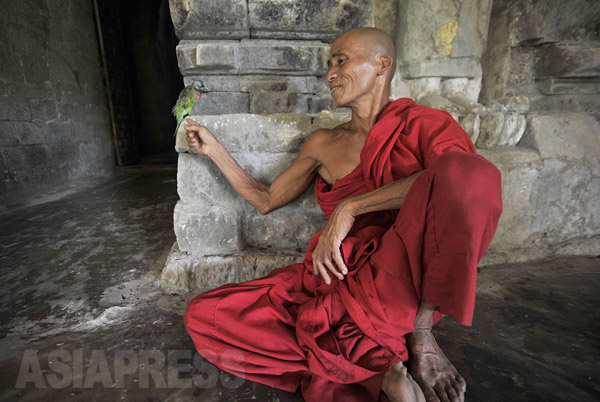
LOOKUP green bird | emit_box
[172,80,209,137]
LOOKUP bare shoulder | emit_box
[302,122,349,155]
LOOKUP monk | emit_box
[183,27,502,402]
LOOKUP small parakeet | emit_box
[172,80,209,137]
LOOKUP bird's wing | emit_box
[172,86,191,115]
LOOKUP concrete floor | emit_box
[0,167,598,402]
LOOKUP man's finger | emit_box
[184,124,199,131]
[332,247,347,275]
[324,258,343,281]
[320,266,331,285]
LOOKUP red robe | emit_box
[184,98,502,401]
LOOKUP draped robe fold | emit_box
[184,98,503,401]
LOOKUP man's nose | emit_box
[327,67,336,82]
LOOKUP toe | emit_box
[452,381,465,402]
[445,385,460,402]
[423,386,440,402]
[433,384,450,402]
[456,375,466,393]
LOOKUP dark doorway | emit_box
[94,0,183,166]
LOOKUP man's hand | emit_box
[312,200,355,284]
[184,118,220,157]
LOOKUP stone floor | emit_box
[0,167,598,402]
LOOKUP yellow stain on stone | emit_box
[434,20,459,57]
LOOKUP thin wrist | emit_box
[206,142,225,160]
[341,197,359,217]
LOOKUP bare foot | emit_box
[406,329,466,402]
[382,362,426,402]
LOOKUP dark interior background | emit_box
[96,0,183,165]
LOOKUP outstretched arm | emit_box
[184,118,321,215]
[312,171,423,284]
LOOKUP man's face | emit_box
[327,34,379,107]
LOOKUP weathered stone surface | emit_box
[477,110,504,148]
[243,206,325,249]
[496,96,530,113]
[479,145,600,265]
[400,57,480,79]
[499,112,526,146]
[192,92,249,115]
[177,151,317,206]
[418,94,466,121]
[176,41,239,74]
[459,113,481,144]
[478,147,541,265]
[237,40,329,76]
[176,40,330,76]
[409,77,442,98]
[180,75,336,114]
[375,0,397,40]
[441,78,469,96]
[161,243,304,293]
[0,96,31,121]
[520,113,600,161]
[0,0,114,209]
[536,79,600,96]
[168,0,249,40]
[507,0,600,45]
[174,201,243,255]
[176,153,239,204]
[452,0,493,58]
[535,43,600,79]
[396,0,491,63]
[184,75,328,95]
[248,0,374,41]
[175,112,350,154]
[396,0,459,62]
[250,91,295,114]
[195,43,237,70]
[481,0,600,109]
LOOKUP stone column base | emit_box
[161,242,304,294]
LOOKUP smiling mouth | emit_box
[330,85,341,93]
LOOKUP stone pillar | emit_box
[389,0,528,148]
[169,0,374,115]
[392,0,492,102]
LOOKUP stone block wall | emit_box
[0,0,115,211]
[389,0,531,152]
[480,0,600,119]
[169,0,375,115]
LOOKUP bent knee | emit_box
[431,152,502,215]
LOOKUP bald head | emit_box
[333,28,396,81]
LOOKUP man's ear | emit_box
[377,55,393,76]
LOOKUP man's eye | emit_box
[338,59,345,65]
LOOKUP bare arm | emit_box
[312,171,424,284]
[184,118,321,215]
